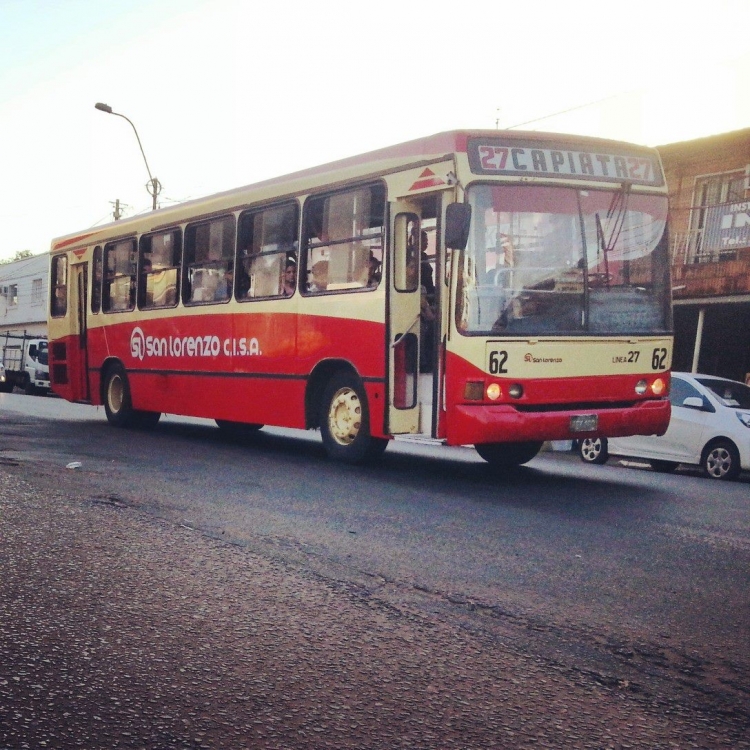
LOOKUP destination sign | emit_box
[468,138,664,186]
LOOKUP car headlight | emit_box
[35,369,47,380]
[737,411,750,428]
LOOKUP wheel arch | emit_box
[700,435,741,465]
[305,358,361,429]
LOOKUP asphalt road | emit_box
[1,391,749,748]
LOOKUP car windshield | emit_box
[457,184,671,336]
[37,341,49,366]
[696,378,750,409]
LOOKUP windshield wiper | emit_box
[593,181,632,287]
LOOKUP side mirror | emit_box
[682,396,704,410]
[445,203,472,250]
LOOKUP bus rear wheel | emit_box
[319,371,387,463]
[475,441,542,468]
[103,364,160,429]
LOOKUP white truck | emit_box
[0,332,50,395]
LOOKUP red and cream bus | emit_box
[48,129,672,465]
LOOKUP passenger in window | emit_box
[420,231,435,297]
[420,284,436,373]
[236,261,251,299]
[308,261,329,292]
[215,267,233,301]
[367,253,382,287]
[282,259,296,297]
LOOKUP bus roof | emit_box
[51,128,661,252]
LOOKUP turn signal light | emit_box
[651,377,667,396]
[486,383,502,401]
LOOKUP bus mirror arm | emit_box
[445,203,472,251]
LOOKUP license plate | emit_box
[570,414,598,432]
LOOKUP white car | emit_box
[579,372,750,480]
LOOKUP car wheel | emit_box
[649,459,679,473]
[578,437,609,464]
[701,440,741,481]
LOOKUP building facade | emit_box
[658,128,750,384]
[0,253,49,337]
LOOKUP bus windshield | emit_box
[458,184,671,336]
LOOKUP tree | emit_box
[0,250,35,265]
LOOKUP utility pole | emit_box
[110,199,128,221]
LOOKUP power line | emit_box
[505,90,636,130]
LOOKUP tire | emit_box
[474,441,542,468]
[215,420,264,438]
[578,437,609,465]
[649,459,679,473]
[103,364,160,429]
[701,440,741,481]
[319,371,387,463]
[23,374,36,396]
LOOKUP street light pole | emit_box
[94,102,162,211]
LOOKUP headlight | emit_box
[35,369,47,380]
[737,411,750,428]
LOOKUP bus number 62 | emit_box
[651,347,667,370]
[489,350,508,374]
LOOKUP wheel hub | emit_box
[328,387,362,446]
[108,376,124,414]
[706,447,731,478]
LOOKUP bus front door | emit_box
[387,206,421,435]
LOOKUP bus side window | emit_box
[91,246,102,313]
[50,255,68,317]
[237,202,299,300]
[102,239,136,312]
[301,184,384,295]
[183,216,235,304]
[139,229,181,309]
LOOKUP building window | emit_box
[689,171,748,259]
[31,278,43,306]
[8,284,18,307]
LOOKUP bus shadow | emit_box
[146,420,666,516]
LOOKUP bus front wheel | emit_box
[475,441,542,468]
[319,371,387,463]
[104,364,160,429]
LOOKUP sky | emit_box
[1,0,749,261]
